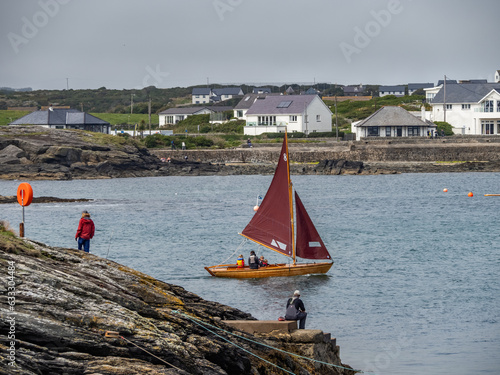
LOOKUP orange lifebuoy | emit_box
[17,183,33,207]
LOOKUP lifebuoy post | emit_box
[16,183,33,237]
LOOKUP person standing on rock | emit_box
[75,210,95,253]
[285,290,307,329]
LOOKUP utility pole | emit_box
[335,94,338,141]
[148,97,152,135]
[130,93,135,115]
[443,75,447,123]
[66,78,69,90]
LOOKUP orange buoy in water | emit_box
[253,205,259,212]
[468,192,473,197]
[443,188,448,192]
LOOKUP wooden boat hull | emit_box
[205,262,333,278]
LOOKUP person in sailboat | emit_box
[285,290,307,329]
[236,254,244,268]
[248,251,259,269]
[259,256,268,267]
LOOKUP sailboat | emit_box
[205,132,333,278]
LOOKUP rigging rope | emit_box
[217,238,248,265]
[172,310,362,373]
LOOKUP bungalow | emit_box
[159,106,232,125]
[428,82,500,135]
[408,83,434,96]
[352,106,435,139]
[379,85,405,97]
[9,108,110,134]
[244,95,332,136]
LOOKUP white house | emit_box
[379,85,405,97]
[191,87,243,104]
[428,82,500,135]
[192,88,212,104]
[159,107,214,126]
[352,106,435,139]
[244,95,332,136]
[233,93,280,120]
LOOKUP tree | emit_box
[434,121,454,136]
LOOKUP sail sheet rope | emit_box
[217,238,248,265]
[172,310,363,373]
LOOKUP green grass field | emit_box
[0,110,33,125]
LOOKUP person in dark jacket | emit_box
[285,290,307,329]
[248,250,259,269]
[75,210,95,253]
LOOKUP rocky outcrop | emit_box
[0,223,355,375]
[1,126,499,180]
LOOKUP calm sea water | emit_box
[1,173,499,374]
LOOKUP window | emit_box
[195,101,199,104]
[316,115,321,121]
[497,101,500,112]
[166,116,174,124]
[277,101,292,108]
[408,127,420,136]
[236,110,243,117]
[485,100,494,112]
[481,120,495,134]
[258,116,276,125]
[446,104,453,110]
[367,127,379,136]
[195,95,199,98]
[385,127,391,137]
[461,104,470,110]
[289,115,297,122]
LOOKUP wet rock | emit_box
[0,226,355,375]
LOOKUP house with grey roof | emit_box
[252,87,271,94]
[379,85,405,97]
[244,95,332,136]
[343,84,363,96]
[191,87,243,104]
[233,93,281,120]
[9,108,110,133]
[428,82,500,135]
[352,106,435,139]
[192,88,212,104]
[158,106,232,125]
[408,83,434,96]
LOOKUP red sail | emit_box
[295,191,331,260]
[241,136,293,257]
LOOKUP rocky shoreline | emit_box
[0,224,355,374]
[1,126,500,180]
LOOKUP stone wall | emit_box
[151,139,500,164]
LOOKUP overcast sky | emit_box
[1,0,498,90]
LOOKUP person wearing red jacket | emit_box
[75,210,95,253]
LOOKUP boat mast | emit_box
[285,131,296,265]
